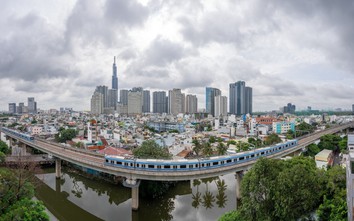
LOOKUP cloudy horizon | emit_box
[1,0,354,112]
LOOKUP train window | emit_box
[213,162,218,166]
[227,159,232,163]
[148,165,154,169]
[239,157,244,161]
[180,165,186,169]
[165,165,171,169]
[286,145,288,147]
[195,164,199,168]
[106,159,109,163]
[117,161,122,165]
[173,166,177,169]
[157,165,161,169]
[251,154,254,158]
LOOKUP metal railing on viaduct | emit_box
[1,122,353,210]
[1,122,353,181]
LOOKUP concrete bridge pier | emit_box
[123,177,141,210]
[55,159,61,179]
[235,171,243,199]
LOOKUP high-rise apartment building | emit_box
[128,90,143,114]
[168,89,185,115]
[91,91,104,114]
[283,103,296,114]
[229,81,252,115]
[186,94,198,114]
[206,87,221,116]
[215,95,227,117]
[120,89,129,105]
[153,91,168,114]
[27,97,37,114]
[143,90,150,113]
[95,86,108,108]
[107,89,118,110]
[245,87,253,114]
[8,103,16,114]
[17,103,24,114]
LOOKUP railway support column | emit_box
[235,171,243,199]
[55,159,61,179]
[123,177,141,210]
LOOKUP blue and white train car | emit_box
[1,127,35,142]
[104,139,298,172]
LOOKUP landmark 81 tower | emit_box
[112,56,118,90]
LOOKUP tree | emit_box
[317,134,342,151]
[274,161,323,220]
[296,122,315,136]
[236,142,250,152]
[218,210,243,221]
[338,136,348,153]
[239,157,324,221]
[209,136,216,143]
[227,140,237,146]
[248,137,262,148]
[202,142,213,156]
[0,198,49,221]
[192,139,202,156]
[317,189,347,221]
[304,143,321,157]
[264,133,281,146]
[56,128,77,143]
[0,140,10,154]
[0,152,5,163]
[133,140,172,159]
[240,158,285,221]
[0,167,48,220]
[217,142,228,156]
[286,129,295,139]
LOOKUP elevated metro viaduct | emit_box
[1,122,354,210]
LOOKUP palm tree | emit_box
[217,142,228,155]
[192,179,202,208]
[215,179,228,208]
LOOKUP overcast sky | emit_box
[1,0,354,112]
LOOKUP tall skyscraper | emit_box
[108,56,118,110]
[112,56,118,90]
[186,94,198,114]
[142,90,150,113]
[168,89,185,115]
[27,97,37,114]
[229,81,252,115]
[153,91,168,114]
[215,95,228,117]
[120,89,129,105]
[206,87,221,116]
[8,103,16,114]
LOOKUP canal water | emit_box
[35,168,238,221]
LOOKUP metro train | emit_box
[1,127,35,142]
[105,139,298,172]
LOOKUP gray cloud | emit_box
[0,12,72,82]
[105,0,149,26]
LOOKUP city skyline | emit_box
[1,1,354,111]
